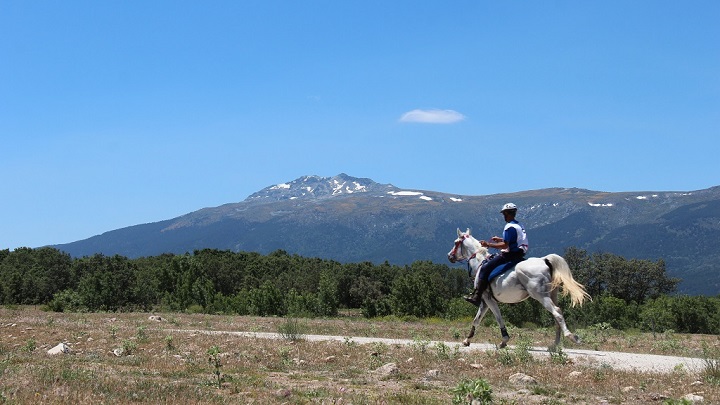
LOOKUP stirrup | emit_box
[463,294,481,306]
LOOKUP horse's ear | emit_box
[466,228,471,235]
[457,228,462,237]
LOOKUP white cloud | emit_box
[399,109,466,124]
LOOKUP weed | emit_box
[109,325,119,340]
[496,348,516,366]
[278,317,306,342]
[582,322,614,350]
[548,346,569,365]
[279,346,293,366]
[164,335,175,352]
[369,352,383,369]
[371,341,388,356]
[434,341,458,360]
[593,363,612,381]
[21,338,36,353]
[343,336,356,347]
[662,399,693,405]
[451,378,493,404]
[410,336,430,353]
[654,330,683,353]
[136,325,149,343]
[512,334,534,364]
[702,343,720,385]
[122,339,137,355]
[207,345,224,389]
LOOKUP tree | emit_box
[390,262,449,318]
[0,247,72,305]
[73,254,138,311]
[564,248,679,304]
[315,270,339,316]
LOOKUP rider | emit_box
[465,203,529,305]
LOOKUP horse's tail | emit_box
[544,254,591,307]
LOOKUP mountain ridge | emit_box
[52,174,720,295]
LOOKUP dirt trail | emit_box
[167,329,706,374]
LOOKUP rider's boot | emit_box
[464,279,489,306]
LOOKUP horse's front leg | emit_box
[484,297,510,348]
[463,300,488,347]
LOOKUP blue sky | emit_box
[2,1,718,250]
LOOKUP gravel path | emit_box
[169,329,706,374]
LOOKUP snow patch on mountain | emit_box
[388,191,423,197]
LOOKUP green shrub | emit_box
[278,317,306,342]
[451,378,493,404]
[47,289,85,312]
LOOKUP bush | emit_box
[47,290,86,313]
[582,294,639,330]
[451,378,493,404]
[443,298,478,320]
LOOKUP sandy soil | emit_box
[168,328,706,374]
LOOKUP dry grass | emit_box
[0,306,718,404]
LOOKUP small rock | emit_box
[508,372,537,385]
[276,389,291,398]
[646,393,668,401]
[148,315,163,322]
[568,371,582,378]
[47,343,70,355]
[324,355,336,362]
[622,386,634,393]
[690,380,703,386]
[112,348,124,357]
[682,393,704,403]
[374,362,399,379]
[425,369,440,379]
[470,363,484,369]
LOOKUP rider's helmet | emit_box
[500,203,518,213]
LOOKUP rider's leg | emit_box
[465,255,506,305]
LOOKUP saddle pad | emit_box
[488,258,525,281]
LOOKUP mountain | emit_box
[52,173,720,296]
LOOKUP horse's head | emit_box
[448,228,482,263]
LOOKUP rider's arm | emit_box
[481,238,509,249]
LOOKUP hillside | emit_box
[53,174,720,295]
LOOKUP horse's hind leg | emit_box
[551,289,562,349]
[463,301,489,347]
[533,290,580,346]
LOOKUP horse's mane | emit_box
[464,234,489,258]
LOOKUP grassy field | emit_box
[0,307,718,404]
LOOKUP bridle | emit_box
[448,233,483,278]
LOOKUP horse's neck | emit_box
[466,238,489,259]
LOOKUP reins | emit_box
[452,235,485,278]
[457,253,481,278]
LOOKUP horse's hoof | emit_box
[571,334,581,344]
[499,341,507,349]
[462,339,470,347]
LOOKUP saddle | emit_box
[482,254,526,282]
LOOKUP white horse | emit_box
[447,228,590,349]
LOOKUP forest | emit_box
[0,246,718,334]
